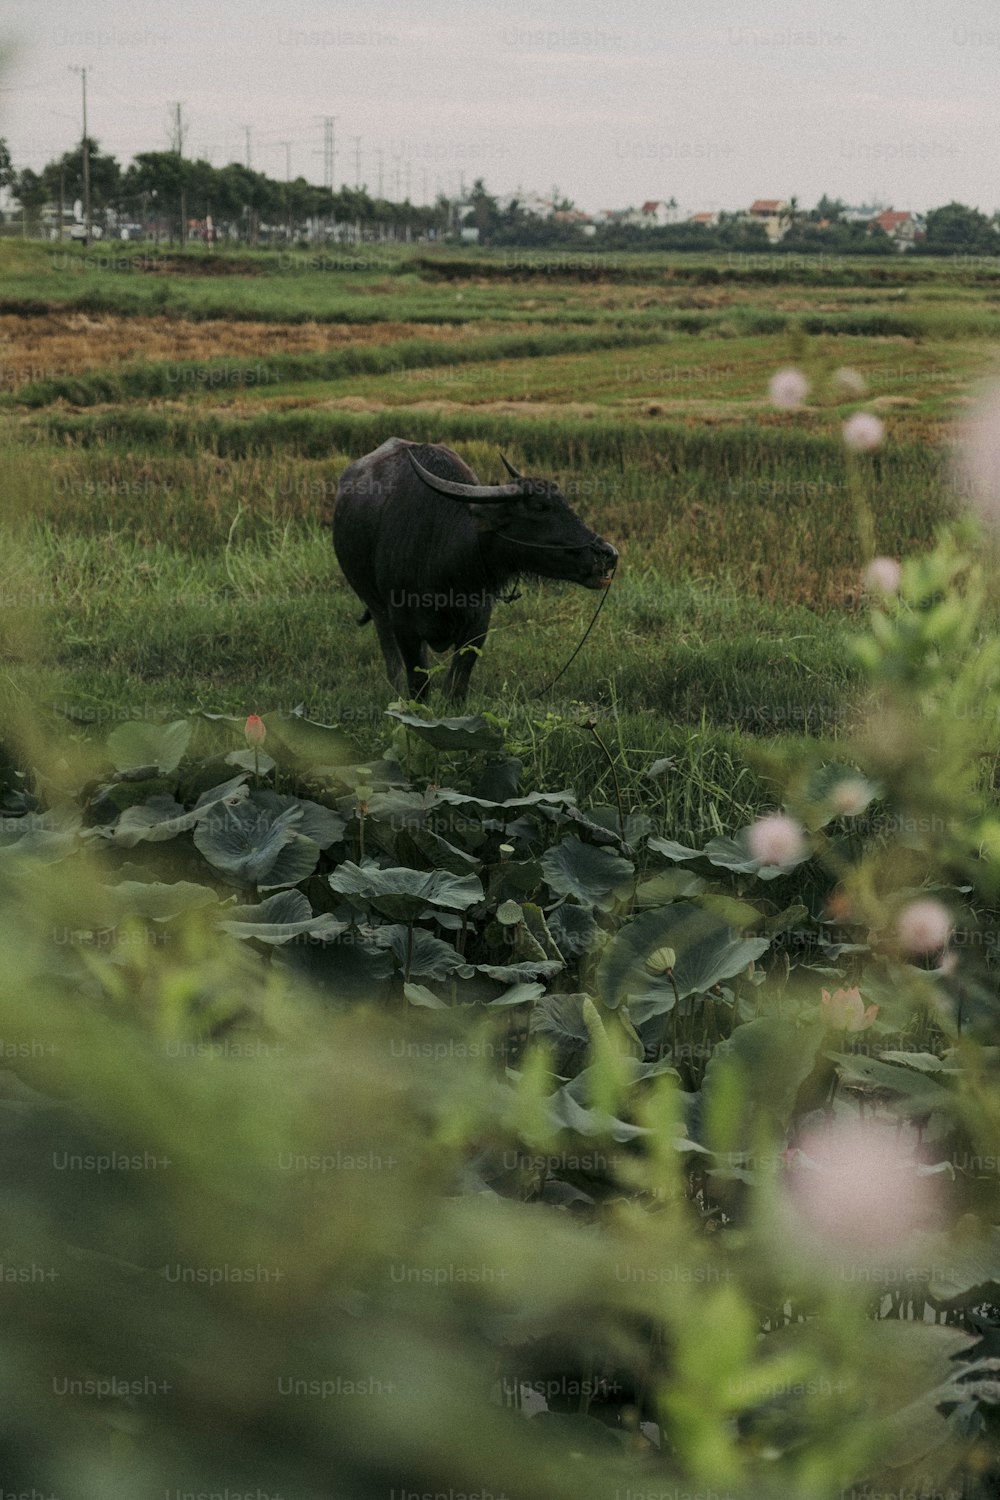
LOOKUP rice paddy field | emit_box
[7,238,1000,1498]
[1,238,997,837]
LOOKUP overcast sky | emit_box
[3,0,1000,214]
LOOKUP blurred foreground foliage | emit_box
[1,524,1000,1498]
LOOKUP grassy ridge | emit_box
[7,326,669,408]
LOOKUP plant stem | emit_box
[587,719,627,839]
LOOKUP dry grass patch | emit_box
[0,313,490,389]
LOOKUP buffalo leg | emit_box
[445,630,487,704]
[370,609,405,691]
[394,628,432,700]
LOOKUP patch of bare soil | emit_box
[0,313,479,390]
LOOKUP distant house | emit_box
[747,199,790,242]
[869,209,924,249]
[637,199,681,228]
[553,208,596,236]
[688,211,720,229]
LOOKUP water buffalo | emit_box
[332,437,618,701]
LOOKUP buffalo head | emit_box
[405,448,617,590]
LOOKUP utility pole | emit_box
[69,65,90,243]
[376,147,384,199]
[172,102,186,245]
[325,116,337,189]
[277,140,292,241]
[242,124,252,169]
[352,135,361,189]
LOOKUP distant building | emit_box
[553,208,596,235]
[746,199,790,241]
[594,208,631,228]
[688,210,720,229]
[841,202,888,224]
[869,209,924,249]
[637,199,682,228]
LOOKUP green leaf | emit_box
[217,890,349,944]
[106,796,201,848]
[264,710,351,764]
[329,863,484,921]
[273,931,394,1000]
[103,880,218,923]
[392,825,479,876]
[584,804,654,844]
[193,799,315,885]
[477,959,564,983]
[376,925,465,980]
[0,807,83,863]
[547,902,602,963]
[597,901,769,1019]
[404,983,449,1010]
[634,869,706,906]
[224,749,278,775]
[547,1078,651,1142]
[385,710,505,752]
[694,893,762,931]
[106,719,192,775]
[486,981,545,1008]
[829,1052,954,1108]
[252,790,346,849]
[529,992,593,1075]
[702,1018,827,1140]
[647,835,703,862]
[540,837,634,910]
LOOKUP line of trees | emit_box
[0,137,449,243]
[3,135,999,255]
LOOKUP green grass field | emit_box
[1,239,997,840]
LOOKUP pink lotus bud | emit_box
[862,556,902,595]
[821,986,878,1032]
[843,412,885,451]
[747,813,807,866]
[896,898,952,955]
[768,367,810,408]
[244,714,267,745]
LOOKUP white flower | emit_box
[843,412,885,451]
[768,368,810,409]
[829,778,871,816]
[862,557,902,595]
[896,898,952,954]
[833,367,867,398]
[957,383,1000,527]
[747,813,807,866]
[785,1119,937,1256]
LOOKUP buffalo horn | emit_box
[499,451,524,479]
[406,448,523,503]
